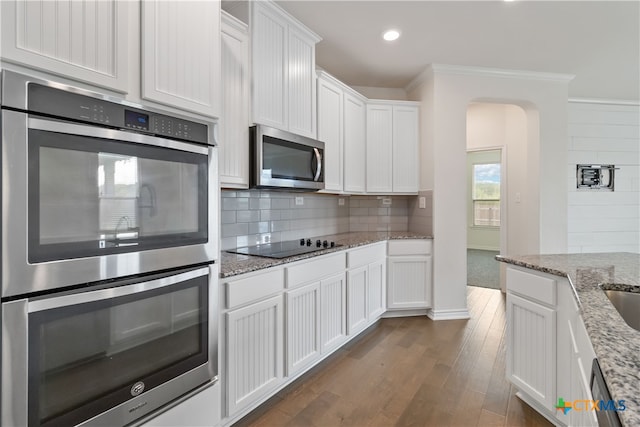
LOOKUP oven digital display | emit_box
[124,110,149,130]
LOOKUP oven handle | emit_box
[28,267,210,313]
[27,117,209,155]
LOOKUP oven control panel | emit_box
[27,83,210,145]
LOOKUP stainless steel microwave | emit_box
[250,125,325,191]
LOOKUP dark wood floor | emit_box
[234,286,553,427]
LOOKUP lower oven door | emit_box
[1,264,218,427]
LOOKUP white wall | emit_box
[407,65,571,320]
[466,103,529,256]
[567,101,640,253]
[351,85,407,101]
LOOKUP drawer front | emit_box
[225,269,285,309]
[286,253,346,288]
[347,243,386,268]
[388,239,432,256]
[507,267,556,306]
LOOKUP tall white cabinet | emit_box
[220,11,250,188]
[366,101,420,194]
[245,1,321,138]
[0,0,129,92]
[141,0,221,118]
[343,92,367,193]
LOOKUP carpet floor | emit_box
[467,249,500,289]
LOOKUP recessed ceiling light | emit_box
[383,30,400,41]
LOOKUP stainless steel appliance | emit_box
[0,71,219,426]
[227,237,340,259]
[0,71,218,297]
[250,124,325,191]
[2,264,218,427]
[590,359,623,427]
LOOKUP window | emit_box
[472,163,501,227]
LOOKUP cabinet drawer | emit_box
[507,267,556,306]
[388,239,432,256]
[347,243,386,268]
[225,269,284,309]
[286,253,346,288]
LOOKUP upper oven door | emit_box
[1,110,217,297]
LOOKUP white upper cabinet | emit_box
[366,101,420,194]
[220,11,250,188]
[250,1,320,138]
[343,92,367,193]
[366,103,394,193]
[141,0,221,118]
[0,0,129,92]
[392,105,419,193]
[317,71,368,194]
[317,73,344,192]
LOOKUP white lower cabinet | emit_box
[222,241,431,425]
[346,266,368,335]
[320,273,347,353]
[386,240,433,311]
[346,243,387,335]
[506,292,556,409]
[286,282,321,376]
[506,265,599,426]
[226,294,284,416]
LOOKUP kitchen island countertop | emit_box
[220,231,432,278]
[496,252,640,427]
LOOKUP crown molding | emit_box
[568,97,640,106]
[405,63,575,94]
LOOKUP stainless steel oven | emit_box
[0,71,219,426]
[0,70,218,297]
[2,264,218,427]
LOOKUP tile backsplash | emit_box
[220,190,430,250]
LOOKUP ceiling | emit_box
[276,0,640,101]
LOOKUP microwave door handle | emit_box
[313,148,322,181]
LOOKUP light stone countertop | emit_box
[496,253,640,427]
[220,231,432,278]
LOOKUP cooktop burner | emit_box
[227,238,341,259]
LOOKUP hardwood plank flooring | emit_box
[233,286,553,427]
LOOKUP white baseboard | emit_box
[382,309,429,318]
[467,245,500,251]
[426,308,471,320]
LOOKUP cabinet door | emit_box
[226,295,284,416]
[220,13,250,188]
[392,105,419,193]
[251,2,288,130]
[343,93,366,193]
[317,77,343,192]
[367,259,386,321]
[366,104,393,193]
[320,273,347,353]
[506,293,556,411]
[347,266,368,335]
[287,25,317,138]
[0,0,128,92]
[286,282,321,376]
[387,256,430,309]
[142,0,221,118]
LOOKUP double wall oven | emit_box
[0,71,218,426]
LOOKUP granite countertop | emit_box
[220,231,432,278]
[496,253,640,426]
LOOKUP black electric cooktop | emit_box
[227,238,341,259]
